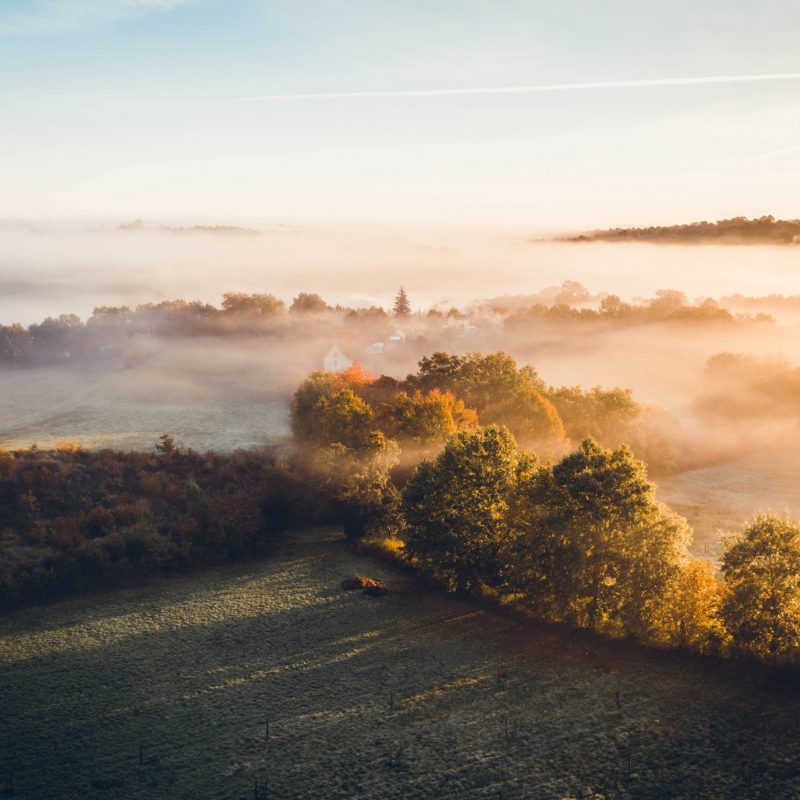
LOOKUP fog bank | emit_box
[1,223,799,325]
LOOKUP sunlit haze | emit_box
[2,0,800,229]
[6,5,800,797]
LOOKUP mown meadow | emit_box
[2,529,799,800]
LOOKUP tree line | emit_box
[291,354,800,667]
[0,285,773,367]
[291,351,676,472]
[561,215,800,245]
[403,427,800,664]
[4,349,800,668]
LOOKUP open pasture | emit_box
[2,530,799,799]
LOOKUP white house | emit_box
[323,344,353,372]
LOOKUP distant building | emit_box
[323,344,353,372]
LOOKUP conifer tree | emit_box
[393,286,411,317]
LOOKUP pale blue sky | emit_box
[1,1,799,229]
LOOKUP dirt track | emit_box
[2,529,799,799]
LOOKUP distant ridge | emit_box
[117,219,261,236]
[160,224,262,236]
[556,215,800,245]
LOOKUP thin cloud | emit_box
[212,73,800,103]
[0,0,191,34]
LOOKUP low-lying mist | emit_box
[3,221,800,545]
[2,222,800,324]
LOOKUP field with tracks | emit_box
[2,529,800,799]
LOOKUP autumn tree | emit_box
[383,389,478,445]
[646,559,727,652]
[720,513,800,663]
[403,425,521,591]
[331,363,374,392]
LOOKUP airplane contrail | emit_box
[753,143,800,161]
[215,73,800,102]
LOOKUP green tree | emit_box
[720,513,800,663]
[507,439,690,635]
[458,353,533,410]
[291,371,334,441]
[411,351,465,394]
[312,389,375,448]
[393,286,411,317]
[403,425,520,591]
[410,351,545,412]
[320,433,403,541]
[545,386,640,444]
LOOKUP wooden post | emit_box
[614,689,621,709]
[254,779,259,800]
[265,719,270,741]
[139,744,143,766]
[626,751,632,771]
[389,693,394,712]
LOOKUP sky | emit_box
[1,0,799,231]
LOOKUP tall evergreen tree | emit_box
[393,286,411,317]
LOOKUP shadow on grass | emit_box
[2,536,800,799]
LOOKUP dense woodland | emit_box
[561,215,800,245]
[0,439,318,608]
[0,285,774,367]
[3,348,800,668]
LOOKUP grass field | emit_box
[2,529,800,800]
[0,350,292,452]
[657,447,800,556]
